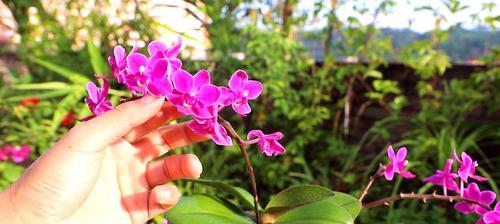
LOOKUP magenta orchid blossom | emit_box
[108,45,138,83]
[84,79,113,117]
[382,145,416,181]
[481,202,500,224]
[454,183,496,215]
[247,130,285,156]
[189,116,232,146]
[168,69,220,118]
[453,149,487,183]
[124,54,174,96]
[423,159,459,195]
[219,70,263,116]
[0,145,9,161]
[0,145,31,163]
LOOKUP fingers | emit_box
[146,154,202,187]
[61,95,164,152]
[133,122,210,161]
[124,102,182,143]
[148,185,181,219]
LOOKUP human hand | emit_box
[0,95,208,224]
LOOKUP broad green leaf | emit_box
[185,179,257,209]
[265,185,335,212]
[165,195,254,224]
[329,191,362,219]
[273,197,355,224]
[15,82,70,90]
[31,57,89,84]
[87,40,110,76]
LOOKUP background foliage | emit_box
[0,0,499,223]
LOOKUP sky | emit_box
[298,0,498,33]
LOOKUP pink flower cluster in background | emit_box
[0,145,31,163]
[84,37,285,156]
[381,145,497,223]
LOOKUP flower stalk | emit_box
[218,117,262,224]
[359,164,385,202]
[362,192,491,210]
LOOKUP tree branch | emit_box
[363,192,492,210]
[218,117,261,224]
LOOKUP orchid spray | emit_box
[84,37,285,222]
[360,145,497,224]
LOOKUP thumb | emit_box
[62,95,165,152]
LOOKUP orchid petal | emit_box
[396,147,407,161]
[218,87,235,106]
[242,80,263,100]
[455,202,475,214]
[480,191,497,205]
[127,53,148,74]
[197,84,220,106]
[113,45,126,66]
[247,130,264,140]
[194,70,211,89]
[151,59,169,79]
[233,102,251,115]
[387,145,395,160]
[228,70,248,91]
[86,82,99,102]
[148,40,167,56]
[172,70,194,93]
[483,211,500,223]
[165,37,182,58]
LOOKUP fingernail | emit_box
[158,186,172,204]
[192,158,203,178]
[139,95,159,104]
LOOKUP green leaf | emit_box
[2,163,25,182]
[87,40,110,76]
[365,70,383,79]
[5,88,73,102]
[265,185,335,212]
[184,179,257,209]
[14,82,70,90]
[165,195,254,224]
[328,191,361,219]
[273,197,355,224]
[31,57,89,84]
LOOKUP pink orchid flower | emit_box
[124,53,174,96]
[383,145,416,181]
[148,37,183,60]
[108,45,138,83]
[10,145,31,163]
[219,70,263,116]
[423,159,459,195]
[168,70,221,118]
[454,183,496,215]
[247,130,285,156]
[453,149,487,183]
[0,145,31,163]
[85,80,113,116]
[481,202,500,224]
[0,145,10,161]
[189,116,232,146]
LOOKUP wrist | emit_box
[0,187,25,224]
